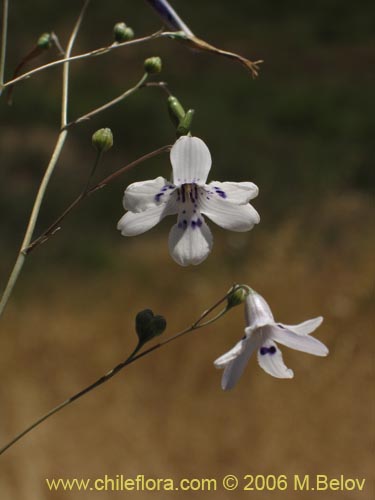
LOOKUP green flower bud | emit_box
[135,309,166,345]
[168,96,186,126]
[37,33,52,50]
[177,109,195,136]
[144,56,162,74]
[227,286,248,309]
[92,128,113,153]
[113,22,134,42]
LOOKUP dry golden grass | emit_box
[0,193,373,499]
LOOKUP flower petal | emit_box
[217,334,261,390]
[214,337,247,369]
[123,176,175,212]
[207,181,259,204]
[200,196,260,232]
[168,216,213,266]
[171,136,211,186]
[245,291,274,328]
[271,326,329,357]
[257,340,294,379]
[118,204,170,236]
[278,317,324,336]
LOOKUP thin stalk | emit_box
[0,285,245,455]
[0,343,142,456]
[82,150,102,195]
[142,81,172,96]
[0,0,9,89]
[1,30,164,90]
[61,0,90,127]
[24,144,171,254]
[0,1,89,318]
[64,72,149,129]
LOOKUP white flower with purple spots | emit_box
[117,136,260,266]
[214,289,329,390]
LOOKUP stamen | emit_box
[181,185,186,203]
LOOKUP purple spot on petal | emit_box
[269,346,277,355]
[260,347,268,356]
[214,187,227,198]
[197,218,202,227]
[155,193,164,202]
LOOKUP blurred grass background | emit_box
[0,0,374,498]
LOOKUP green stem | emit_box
[0,30,163,90]
[0,1,89,319]
[0,285,243,455]
[82,150,103,194]
[0,0,9,90]
[64,73,149,129]
[0,343,142,456]
[24,144,171,255]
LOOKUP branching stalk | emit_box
[0,285,246,455]
[0,29,164,90]
[0,0,9,89]
[64,72,149,129]
[0,1,89,318]
[24,145,171,254]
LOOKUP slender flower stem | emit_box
[82,150,103,195]
[24,145,171,254]
[143,81,172,96]
[0,344,143,456]
[61,1,91,127]
[0,30,164,90]
[0,1,89,319]
[63,73,149,129]
[0,0,9,90]
[0,285,246,455]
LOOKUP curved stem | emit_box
[0,285,243,455]
[0,343,142,456]
[0,0,9,89]
[0,1,89,319]
[1,30,164,90]
[24,144,171,254]
[64,72,149,129]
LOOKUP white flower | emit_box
[214,290,329,390]
[117,136,260,266]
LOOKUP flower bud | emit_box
[168,96,186,126]
[227,286,249,309]
[144,56,162,74]
[37,33,52,50]
[135,309,166,344]
[177,109,195,136]
[113,22,134,42]
[92,128,113,153]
